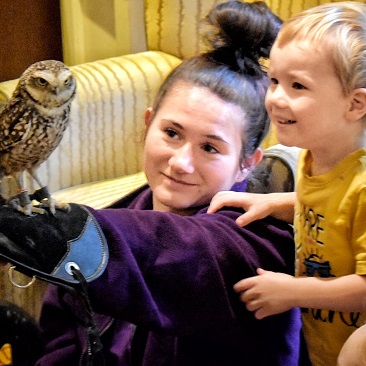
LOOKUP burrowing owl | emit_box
[0,60,76,215]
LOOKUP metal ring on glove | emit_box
[8,266,36,288]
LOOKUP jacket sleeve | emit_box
[36,285,134,366]
[36,286,84,365]
[87,206,295,336]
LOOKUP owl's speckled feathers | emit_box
[0,60,77,214]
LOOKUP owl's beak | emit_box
[52,86,60,95]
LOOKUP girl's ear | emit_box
[236,148,263,182]
[144,107,154,127]
[346,88,366,122]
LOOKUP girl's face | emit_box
[265,39,357,157]
[143,82,248,214]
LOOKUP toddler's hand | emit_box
[208,191,296,226]
[234,268,296,319]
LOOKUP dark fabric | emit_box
[0,205,78,273]
[39,288,134,366]
[37,185,302,366]
[0,301,44,366]
[0,204,108,287]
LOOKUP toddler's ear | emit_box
[347,88,366,121]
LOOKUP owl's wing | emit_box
[0,98,32,153]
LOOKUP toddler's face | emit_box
[265,39,351,154]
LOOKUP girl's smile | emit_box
[143,82,247,214]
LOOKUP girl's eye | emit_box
[292,82,306,90]
[164,128,179,139]
[202,143,219,154]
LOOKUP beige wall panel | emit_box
[61,0,147,65]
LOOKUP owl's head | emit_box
[18,60,76,110]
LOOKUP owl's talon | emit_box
[39,198,70,215]
[7,200,46,216]
[6,191,46,216]
[55,201,71,213]
[29,186,69,215]
[23,205,46,215]
[33,208,46,215]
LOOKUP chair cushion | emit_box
[53,171,147,209]
[53,144,301,209]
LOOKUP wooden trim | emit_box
[60,0,147,66]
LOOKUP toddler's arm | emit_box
[234,270,366,319]
[207,191,296,226]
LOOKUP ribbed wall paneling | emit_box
[145,0,222,59]
[145,0,366,60]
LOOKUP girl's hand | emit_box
[234,268,297,319]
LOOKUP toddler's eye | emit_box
[270,78,278,85]
[292,82,306,90]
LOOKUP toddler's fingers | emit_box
[253,308,268,320]
[256,268,268,275]
[208,191,242,213]
[245,299,261,312]
[233,277,257,292]
[235,209,265,226]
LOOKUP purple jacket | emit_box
[36,185,301,366]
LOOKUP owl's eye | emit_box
[36,78,48,86]
[64,77,71,86]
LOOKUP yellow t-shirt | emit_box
[295,149,366,366]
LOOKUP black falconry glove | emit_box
[0,203,108,288]
[0,203,109,366]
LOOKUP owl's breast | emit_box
[1,113,70,174]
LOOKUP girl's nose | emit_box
[169,143,195,174]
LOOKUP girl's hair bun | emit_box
[203,1,282,76]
